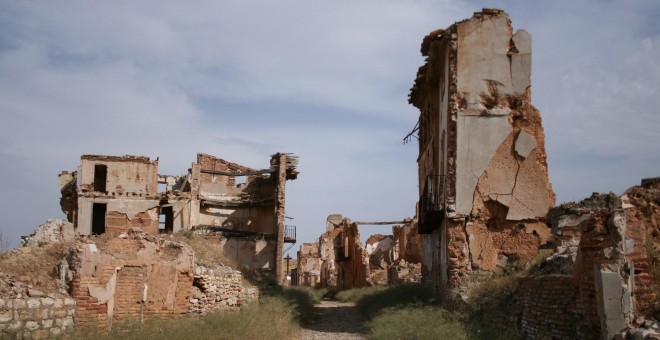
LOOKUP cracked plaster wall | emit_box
[411,9,555,290]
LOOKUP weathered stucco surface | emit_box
[410,9,555,290]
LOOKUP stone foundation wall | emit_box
[0,296,76,339]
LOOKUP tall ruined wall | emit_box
[306,217,371,290]
[393,220,421,264]
[318,223,342,288]
[296,243,322,287]
[410,9,554,290]
[336,221,370,290]
[621,178,660,316]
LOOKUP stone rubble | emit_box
[188,264,258,314]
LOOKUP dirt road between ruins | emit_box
[298,300,367,340]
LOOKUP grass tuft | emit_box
[367,306,467,340]
[71,288,310,339]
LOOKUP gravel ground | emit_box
[298,300,367,340]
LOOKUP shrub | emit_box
[354,284,435,320]
[367,306,468,340]
[334,286,386,304]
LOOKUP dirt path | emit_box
[298,300,367,340]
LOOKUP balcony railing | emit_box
[419,175,445,234]
[284,225,296,243]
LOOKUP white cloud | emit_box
[0,0,658,247]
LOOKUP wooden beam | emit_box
[353,221,407,225]
[200,168,275,176]
[201,198,276,207]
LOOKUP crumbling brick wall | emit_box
[621,178,660,316]
[336,221,370,290]
[298,216,371,290]
[518,193,634,339]
[410,8,554,292]
[518,275,575,338]
[67,229,194,328]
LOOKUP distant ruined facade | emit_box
[409,9,554,291]
[59,153,298,284]
[295,215,422,289]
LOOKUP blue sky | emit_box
[0,0,658,248]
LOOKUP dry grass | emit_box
[168,232,238,268]
[71,295,302,340]
[0,240,74,293]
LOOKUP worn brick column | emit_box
[275,153,287,284]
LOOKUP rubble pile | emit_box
[388,259,422,284]
[20,219,75,248]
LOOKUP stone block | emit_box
[27,299,40,309]
[52,299,63,309]
[32,329,51,339]
[596,269,627,339]
[52,309,67,318]
[62,316,74,328]
[25,320,39,331]
[514,131,536,159]
[0,309,13,322]
[7,320,22,332]
[13,299,26,309]
[40,298,54,307]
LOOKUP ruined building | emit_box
[408,9,660,339]
[409,9,555,291]
[59,153,298,284]
[295,215,422,289]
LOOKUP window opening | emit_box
[94,164,107,192]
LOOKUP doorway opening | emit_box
[160,206,174,234]
[92,203,107,234]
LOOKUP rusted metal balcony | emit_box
[284,225,296,243]
[419,175,445,234]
